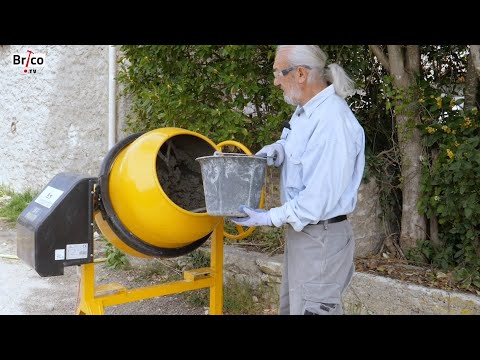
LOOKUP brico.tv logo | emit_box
[12,50,45,74]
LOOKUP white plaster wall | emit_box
[0,45,128,193]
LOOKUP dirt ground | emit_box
[354,255,480,297]
[0,219,206,315]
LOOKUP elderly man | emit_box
[232,45,365,315]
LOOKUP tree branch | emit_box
[470,45,480,78]
[387,45,408,88]
[369,45,390,72]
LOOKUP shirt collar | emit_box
[297,84,335,119]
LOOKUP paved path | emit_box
[0,221,79,314]
[0,220,205,315]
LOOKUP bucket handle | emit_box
[216,140,266,241]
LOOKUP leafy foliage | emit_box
[417,77,480,290]
[103,240,130,270]
[117,44,396,238]
[117,45,292,151]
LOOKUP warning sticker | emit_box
[66,243,88,260]
[34,186,64,209]
[55,249,65,261]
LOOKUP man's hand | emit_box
[230,206,273,227]
[256,143,285,167]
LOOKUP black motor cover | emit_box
[16,172,96,277]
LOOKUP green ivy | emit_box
[417,84,480,290]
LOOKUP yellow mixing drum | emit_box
[95,127,222,258]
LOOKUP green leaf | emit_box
[454,249,464,258]
[465,207,473,218]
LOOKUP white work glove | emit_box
[256,143,285,167]
[230,206,273,227]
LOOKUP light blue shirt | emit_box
[269,85,365,232]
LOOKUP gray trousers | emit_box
[279,220,355,315]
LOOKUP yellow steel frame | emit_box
[76,221,224,315]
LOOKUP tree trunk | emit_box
[396,113,427,250]
[429,148,440,249]
[465,48,479,111]
[387,45,427,251]
[470,45,480,77]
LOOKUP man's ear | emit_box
[297,67,309,83]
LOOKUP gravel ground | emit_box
[0,219,206,315]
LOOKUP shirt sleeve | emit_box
[269,127,358,232]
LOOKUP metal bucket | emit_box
[196,153,267,217]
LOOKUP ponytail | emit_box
[325,63,355,99]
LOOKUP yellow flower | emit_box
[449,98,456,109]
[463,117,472,128]
[419,98,425,104]
[426,126,436,134]
[441,125,451,133]
[446,149,455,160]
[436,96,442,108]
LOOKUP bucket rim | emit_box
[195,153,267,162]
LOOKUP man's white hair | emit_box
[276,45,355,98]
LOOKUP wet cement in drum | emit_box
[156,135,215,212]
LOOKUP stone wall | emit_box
[189,245,480,315]
[350,179,385,257]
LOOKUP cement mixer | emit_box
[16,127,265,315]
[95,128,223,258]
